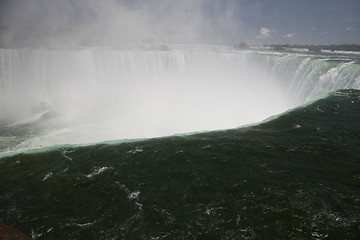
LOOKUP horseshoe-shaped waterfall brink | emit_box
[1,46,359,153]
[1,45,360,239]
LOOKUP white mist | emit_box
[0,46,289,149]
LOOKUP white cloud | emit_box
[320,31,329,36]
[258,27,273,38]
[346,26,356,31]
[283,33,295,38]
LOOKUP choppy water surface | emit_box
[0,89,359,239]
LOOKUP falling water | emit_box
[0,45,359,151]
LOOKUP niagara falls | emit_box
[0,0,360,239]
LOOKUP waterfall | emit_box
[249,53,360,105]
[0,46,359,150]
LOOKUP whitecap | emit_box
[128,191,140,200]
[127,147,143,154]
[42,172,53,181]
[86,167,111,178]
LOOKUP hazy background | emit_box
[0,0,359,48]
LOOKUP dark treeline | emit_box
[266,44,360,52]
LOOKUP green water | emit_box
[1,89,359,239]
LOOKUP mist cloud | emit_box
[0,0,245,48]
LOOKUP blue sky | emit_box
[0,0,359,47]
[233,0,360,44]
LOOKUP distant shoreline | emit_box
[264,44,360,53]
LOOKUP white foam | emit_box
[86,167,111,178]
[42,172,53,181]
